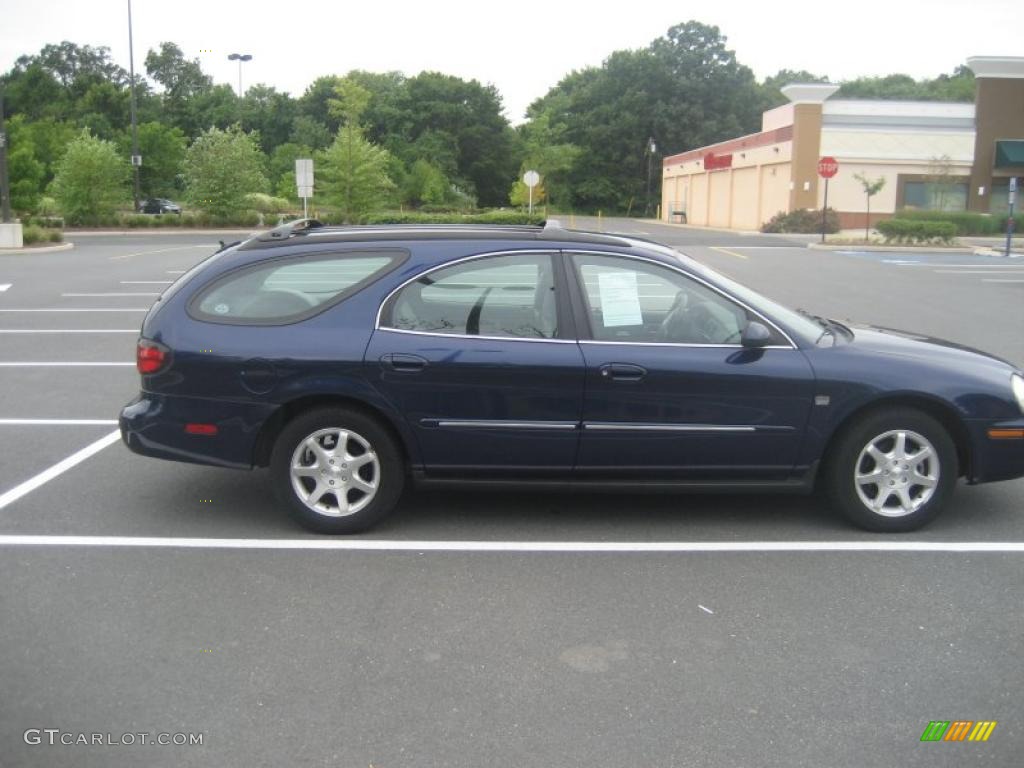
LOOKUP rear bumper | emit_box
[119,392,275,470]
[966,417,1024,484]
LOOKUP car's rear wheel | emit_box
[270,407,404,534]
[826,408,957,532]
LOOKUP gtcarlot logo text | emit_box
[24,729,204,747]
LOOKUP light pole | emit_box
[228,53,253,98]
[644,136,657,218]
[127,0,141,210]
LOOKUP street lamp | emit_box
[127,0,141,210]
[644,136,658,218]
[227,53,253,98]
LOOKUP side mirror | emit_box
[741,320,772,348]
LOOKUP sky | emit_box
[1,0,1021,123]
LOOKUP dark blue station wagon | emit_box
[120,220,1024,534]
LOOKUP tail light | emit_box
[137,339,170,374]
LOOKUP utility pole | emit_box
[0,88,11,223]
[127,0,141,210]
[644,137,657,218]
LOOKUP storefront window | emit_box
[902,181,968,211]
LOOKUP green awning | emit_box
[995,140,1024,168]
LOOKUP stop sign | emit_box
[818,156,839,179]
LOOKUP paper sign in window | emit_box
[597,271,643,327]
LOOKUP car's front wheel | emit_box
[826,408,957,532]
[270,407,405,534]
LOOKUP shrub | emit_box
[876,219,957,244]
[21,225,63,245]
[244,193,292,214]
[23,215,64,228]
[50,131,129,225]
[761,208,840,234]
[895,209,999,235]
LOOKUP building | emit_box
[660,56,1024,231]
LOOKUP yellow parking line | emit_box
[710,246,749,260]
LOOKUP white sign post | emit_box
[523,170,540,215]
[295,158,314,219]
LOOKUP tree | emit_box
[122,122,186,197]
[510,176,546,209]
[50,130,129,224]
[182,125,268,215]
[403,159,448,207]
[8,143,46,213]
[854,173,887,241]
[267,142,312,200]
[515,111,580,209]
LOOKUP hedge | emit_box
[895,209,1024,236]
[876,219,957,244]
[761,208,840,234]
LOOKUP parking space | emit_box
[2,228,1023,767]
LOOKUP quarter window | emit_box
[191,251,400,323]
[383,253,558,339]
[571,254,753,344]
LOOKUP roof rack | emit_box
[256,218,325,241]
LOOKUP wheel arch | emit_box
[819,394,972,484]
[252,394,414,470]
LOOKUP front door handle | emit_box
[598,363,647,382]
[380,353,428,373]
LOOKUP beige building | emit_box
[661,56,1024,230]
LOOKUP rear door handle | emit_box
[380,353,428,373]
[599,363,647,382]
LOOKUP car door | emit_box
[567,252,816,482]
[366,251,584,478]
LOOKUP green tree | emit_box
[403,159,448,207]
[50,130,129,223]
[122,122,186,197]
[182,125,268,215]
[267,141,312,200]
[854,172,887,241]
[8,142,46,213]
[317,78,395,222]
[510,176,546,209]
[516,111,580,209]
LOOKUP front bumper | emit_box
[965,417,1024,484]
[120,392,276,470]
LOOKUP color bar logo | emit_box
[920,720,997,742]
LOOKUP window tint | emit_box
[572,254,751,344]
[192,252,397,323]
[384,253,557,339]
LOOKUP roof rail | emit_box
[257,218,325,241]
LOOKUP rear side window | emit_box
[190,251,403,324]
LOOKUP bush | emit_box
[895,209,999,235]
[761,208,840,234]
[23,215,64,228]
[51,131,130,225]
[876,219,957,244]
[21,225,63,245]
[244,193,293,214]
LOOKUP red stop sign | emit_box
[818,156,839,179]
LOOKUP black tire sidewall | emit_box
[270,407,405,534]
[827,408,957,532]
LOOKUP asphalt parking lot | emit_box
[1,224,1022,767]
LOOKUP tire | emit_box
[270,407,405,534]
[825,407,957,532]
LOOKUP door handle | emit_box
[380,353,428,373]
[599,363,647,382]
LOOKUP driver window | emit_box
[571,254,749,344]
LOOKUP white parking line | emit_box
[109,245,216,261]
[0,362,134,367]
[61,292,160,297]
[0,329,137,333]
[0,419,119,425]
[0,430,121,511]
[0,537,1021,553]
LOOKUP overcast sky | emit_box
[1,0,1020,123]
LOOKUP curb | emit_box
[807,243,976,253]
[0,242,75,256]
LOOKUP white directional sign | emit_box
[295,159,314,190]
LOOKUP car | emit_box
[138,198,181,215]
[119,219,1024,534]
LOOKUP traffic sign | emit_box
[523,170,540,188]
[818,156,839,179]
